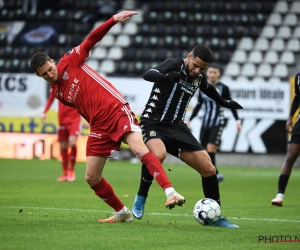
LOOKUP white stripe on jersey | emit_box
[82,65,127,104]
[122,105,141,132]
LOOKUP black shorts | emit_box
[200,126,224,147]
[140,119,204,158]
[289,118,300,144]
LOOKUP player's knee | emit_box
[131,144,149,160]
[200,165,216,177]
[85,172,100,186]
[152,151,166,163]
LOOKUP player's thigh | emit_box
[69,135,78,147]
[123,131,149,159]
[181,150,216,177]
[206,143,217,152]
[146,138,167,162]
[86,156,107,185]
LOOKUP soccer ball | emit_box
[193,198,221,225]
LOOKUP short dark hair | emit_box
[206,63,222,75]
[30,52,51,72]
[191,45,213,63]
[207,63,221,71]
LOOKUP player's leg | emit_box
[124,131,185,209]
[181,150,238,228]
[67,135,78,182]
[206,126,224,182]
[66,122,81,181]
[181,150,220,204]
[86,155,133,223]
[57,125,69,181]
[271,141,300,206]
[131,138,167,218]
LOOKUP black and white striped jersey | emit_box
[141,58,208,123]
[189,81,239,128]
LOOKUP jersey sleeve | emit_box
[154,58,181,74]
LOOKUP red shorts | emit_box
[58,122,81,141]
[86,104,141,158]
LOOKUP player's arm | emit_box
[223,85,242,133]
[143,59,182,83]
[287,75,300,132]
[80,11,138,54]
[41,94,55,123]
[200,76,243,109]
[223,85,240,121]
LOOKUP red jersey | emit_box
[50,17,127,125]
[43,92,81,125]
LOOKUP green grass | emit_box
[1,158,300,250]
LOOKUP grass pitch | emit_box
[1,158,300,250]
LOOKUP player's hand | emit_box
[224,100,243,109]
[165,71,181,83]
[41,113,46,123]
[113,10,139,23]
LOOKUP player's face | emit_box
[35,59,59,83]
[206,67,221,84]
[185,53,209,78]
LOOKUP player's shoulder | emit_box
[162,57,183,67]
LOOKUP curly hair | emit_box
[30,52,51,73]
[191,45,213,63]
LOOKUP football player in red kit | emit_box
[41,92,81,182]
[30,11,186,223]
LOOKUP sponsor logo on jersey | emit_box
[154,88,161,93]
[89,132,102,139]
[62,71,69,80]
[143,113,149,118]
[146,108,152,113]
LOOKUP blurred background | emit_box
[0,0,300,166]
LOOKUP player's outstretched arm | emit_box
[200,83,243,109]
[81,11,138,54]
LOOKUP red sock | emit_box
[61,148,68,174]
[141,152,172,190]
[91,178,124,212]
[69,146,77,170]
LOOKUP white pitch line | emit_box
[2,205,300,223]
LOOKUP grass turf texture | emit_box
[1,158,300,250]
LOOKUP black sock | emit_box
[137,164,154,198]
[208,152,218,174]
[278,174,290,194]
[202,175,221,206]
